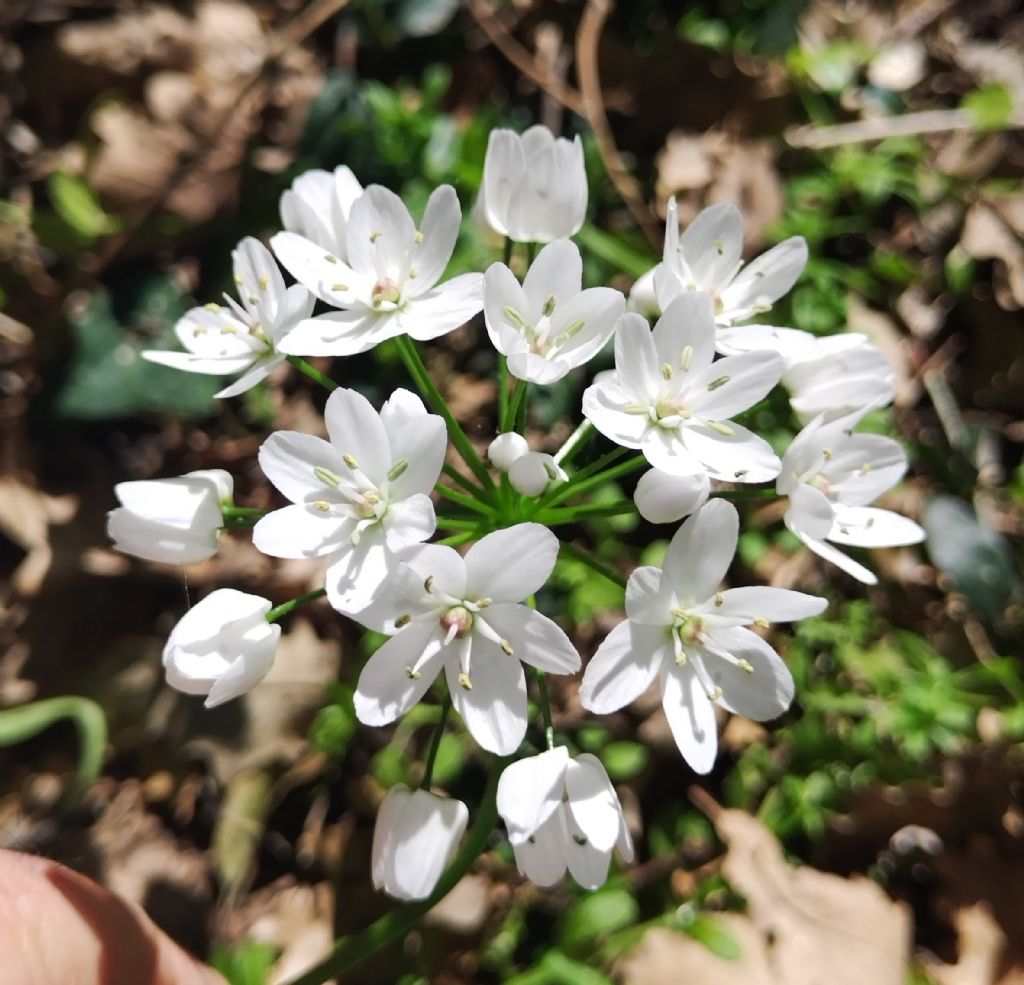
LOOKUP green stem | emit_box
[420,693,452,789]
[221,506,268,518]
[502,236,514,266]
[287,355,339,391]
[436,532,476,548]
[713,488,780,501]
[558,541,627,591]
[435,517,483,532]
[434,483,493,515]
[498,356,510,432]
[553,420,594,467]
[443,463,488,499]
[534,447,628,512]
[266,588,328,623]
[282,760,506,985]
[535,671,554,750]
[533,455,648,515]
[394,336,495,494]
[537,501,636,526]
[505,378,527,434]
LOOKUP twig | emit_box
[575,0,661,249]
[786,108,1024,150]
[463,0,630,115]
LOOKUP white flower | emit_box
[372,785,468,901]
[778,404,925,585]
[271,184,483,356]
[487,433,567,497]
[580,499,826,773]
[353,524,580,755]
[633,199,812,356]
[253,387,446,614]
[143,238,314,398]
[162,588,280,708]
[633,468,710,524]
[279,165,363,257]
[581,293,784,481]
[483,239,624,384]
[107,469,233,565]
[475,126,588,243]
[783,333,895,423]
[496,747,633,890]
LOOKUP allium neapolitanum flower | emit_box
[162,589,280,708]
[497,747,633,890]
[483,238,624,384]
[580,499,826,773]
[633,467,710,524]
[582,292,784,481]
[143,238,314,398]
[372,785,469,901]
[353,524,580,755]
[778,404,925,585]
[279,164,362,259]
[475,125,588,243]
[783,333,895,423]
[107,469,233,565]
[487,433,567,497]
[270,184,483,356]
[633,199,812,357]
[253,387,446,615]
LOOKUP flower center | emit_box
[440,605,474,639]
[371,277,402,308]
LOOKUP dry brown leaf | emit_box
[926,905,1005,985]
[0,477,77,595]
[697,795,912,985]
[960,203,1024,311]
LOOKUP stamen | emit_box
[313,500,332,512]
[661,362,673,380]
[233,273,244,285]
[706,420,734,436]
[424,575,434,593]
[542,295,556,317]
[395,614,411,628]
[712,238,724,256]
[859,463,871,475]
[822,447,833,461]
[324,254,338,264]
[499,639,514,656]
[572,834,587,846]
[313,466,341,487]
[331,282,349,292]
[714,592,724,607]
[204,302,221,313]
[407,267,418,280]
[623,403,650,415]
[387,459,409,481]
[753,616,770,629]
[738,659,754,674]
[369,230,382,243]
[457,672,473,690]
[707,375,730,391]
[343,453,359,470]
[414,230,424,244]
[680,345,693,371]
[258,274,269,290]
[503,306,526,328]
[192,325,208,336]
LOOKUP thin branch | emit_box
[575,0,661,249]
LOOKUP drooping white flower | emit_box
[783,333,895,423]
[631,199,812,356]
[107,469,233,565]
[162,588,280,708]
[497,747,633,890]
[372,785,468,901]
[581,293,784,481]
[279,165,363,257]
[633,467,710,524]
[271,184,483,356]
[253,387,446,615]
[143,238,314,398]
[487,433,567,497]
[353,524,580,755]
[483,239,624,384]
[778,404,925,585]
[580,499,826,774]
[475,126,588,243]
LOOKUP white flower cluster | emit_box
[112,123,924,903]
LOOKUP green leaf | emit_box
[47,171,120,239]
[679,913,743,960]
[961,83,1015,131]
[211,939,278,985]
[600,740,649,781]
[560,888,640,951]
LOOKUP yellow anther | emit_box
[203,302,221,313]
[499,639,514,656]
[369,230,382,242]
[458,672,473,690]
[707,685,723,700]
[405,666,421,680]
[324,254,338,264]
[408,267,418,279]
[706,420,734,437]
[258,274,269,290]
[661,362,673,380]
[680,345,693,371]
[424,575,434,593]
[414,230,424,243]
[234,273,244,285]
[313,500,332,512]
[738,659,754,674]
[331,282,349,292]
[753,616,770,629]
[476,597,492,609]
[343,453,359,470]
[395,614,411,628]
[714,592,724,607]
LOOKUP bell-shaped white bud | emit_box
[633,468,710,524]
[488,432,529,472]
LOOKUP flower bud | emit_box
[508,452,567,497]
[488,432,529,472]
[371,785,469,901]
[162,588,280,708]
[633,468,710,524]
[107,469,233,565]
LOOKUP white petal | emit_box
[269,231,368,307]
[564,754,620,852]
[481,604,581,674]
[480,129,526,236]
[824,435,907,505]
[828,505,925,547]
[323,387,391,485]
[512,810,567,886]
[232,237,286,326]
[107,511,219,565]
[521,239,582,320]
[640,426,705,478]
[615,313,661,403]
[715,323,816,358]
[483,262,528,357]
[633,467,710,524]
[398,542,468,601]
[383,789,468,900]
[408,185,460,293]
[497,747,569,843]
[701,627,794,722]
[113,473,222,527]
[354,622,446,725]
[652,292,717,380]
[663,498,737,604]
[682,421,781,483]
[786,482,835,541]
[628,265,660,318]
[384,494,436,551]
[488,432,529,472]
[562,806,614,890]
[464,523,558,602]
[581,377,648,449]
[578,620,664,714]
[402,273,484,342]
[507,350,571,385]
[258,431,341,503]
[703,586,827,623]
[719,237,808,316]
[272,284,317,342]
[679,203,743,292]
[252,504,351,559]
[446,640,528,755]
[326,534,393,614]
[346,185,416,280]
[371,783,407,891]
[687,350,784,420]
[380,388,428,433]
[624,566,674,626]
[278,310,401,357]
[142,350,252,376]
[213,357,279,398]
[508,452,560,496]
[793,527,878,585]
[386,414,446,499]
[661,664,718,774]
[204,622,280,708]
[281,179,336,252]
